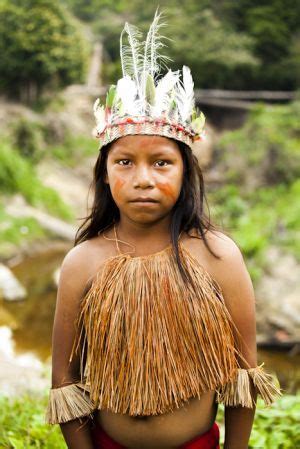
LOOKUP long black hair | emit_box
[74,139,223,280]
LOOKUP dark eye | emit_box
[118,159,131,166]
[155,160,168,167]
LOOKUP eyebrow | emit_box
[110,147,177,157]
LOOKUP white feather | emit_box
[116,76,138,116]
[175,65,195,122]
[120,22,144,97]
[93,99,106,133]
[143,9,171,78]
[93,98,100,118]
[152,70,179,117]
[183,65,194,111]
[93,99,105,124]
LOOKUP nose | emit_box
[132,164,155,189]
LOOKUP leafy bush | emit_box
[209,101,300,281]
[51,134,97,167]
[0,142,73,221]
[0,0,90,101]
[249,395,300,448]
[10,118,46,163]
[0,393,64,449]
[216,395,300,449]
[218,102,300,188]
[209,180,300,282]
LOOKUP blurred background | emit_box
[0,1,299,447]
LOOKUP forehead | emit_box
[109,135,180,155]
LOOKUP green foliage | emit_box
[10,118,46,163]
[166,8,257,88]
[216,395,300,448]
[0,142,73,220]
[220,0,300,89]
[209,101,300,281]
[0,393,298,448]
[249,395,300,448]
[63,0,124,22]
[218,101,300,186]
[0,0,90,102]
[51,134,97,167]
[0,392,64,449]
[0,203,48,258]
[91,2,257,88]
[64,0,300,90]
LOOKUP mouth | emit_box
[130,197,159,204]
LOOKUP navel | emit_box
[131,415,149,421]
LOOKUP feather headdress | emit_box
[93,9,205,150]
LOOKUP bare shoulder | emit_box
[203,229,244,264]
[201,230,255,308]
[203,231,257,366]
[186,229,251,294]
[186,229,243,265]
[58,234,116,295]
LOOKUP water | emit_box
[0,245,299,394]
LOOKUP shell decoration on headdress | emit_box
[93,9,205,150]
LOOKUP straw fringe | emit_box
[215,369,254,408]
[71,243,248,416]
[45,382,95,424]
[216,363,282,408]
[248,363,283,406]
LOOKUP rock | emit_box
[37,159,94,217]
[255,246,300,343]
[0,264,27,301]
[5,194,77,241]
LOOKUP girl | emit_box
[46,11,281,449]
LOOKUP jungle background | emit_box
[0,0,299,447]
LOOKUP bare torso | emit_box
[95,393,218,448]
[82,229,225,448]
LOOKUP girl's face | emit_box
[105,135,184,225]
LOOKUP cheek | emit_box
[156,182,179,203]
[111,177,126,198]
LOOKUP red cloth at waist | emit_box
[91,421,220,449]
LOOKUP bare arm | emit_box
[212,236,258,449]
[59,419,94,449]
[50,246,95,449]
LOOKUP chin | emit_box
[126,210,169,225]
[131,214,162,225]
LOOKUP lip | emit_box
[130,197,158,203]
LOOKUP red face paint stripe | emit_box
[156,183,177,202]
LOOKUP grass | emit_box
[0,392,298,448]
